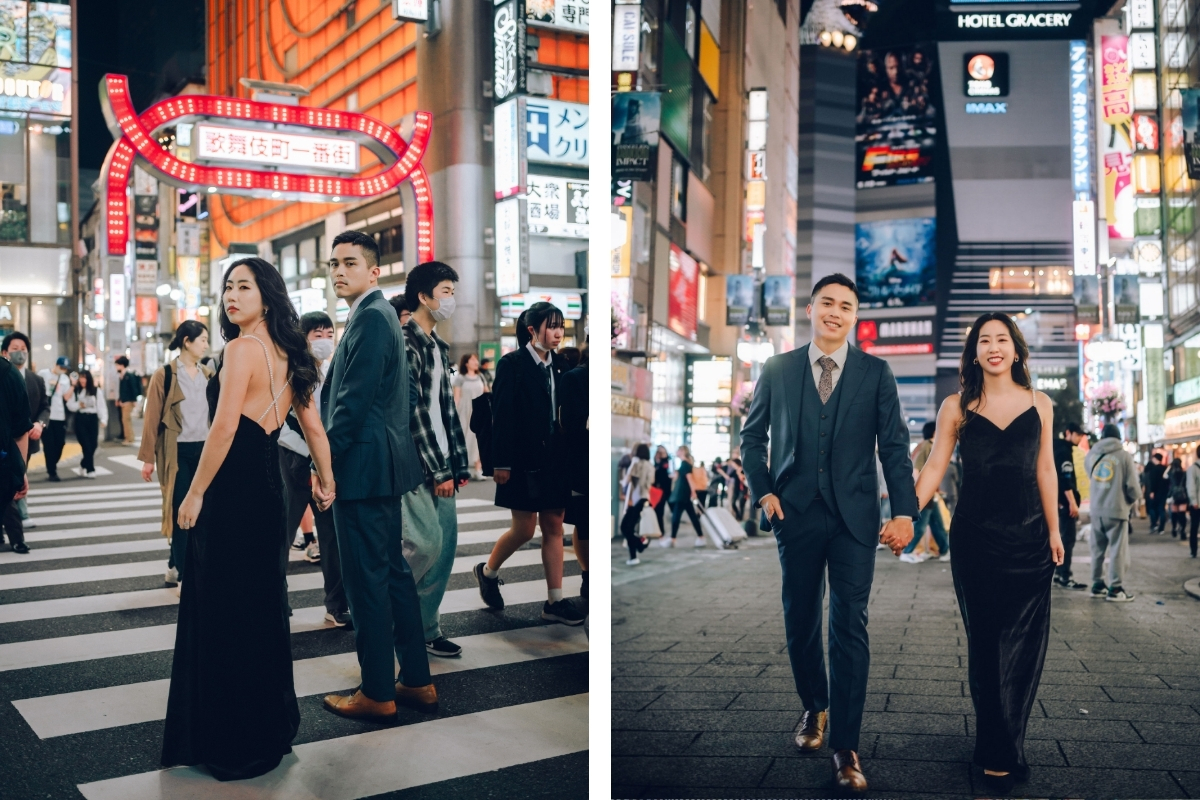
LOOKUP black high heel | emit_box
[981,771,1016,795]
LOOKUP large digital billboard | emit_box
[855,217,937,308]
[855,44,938,188]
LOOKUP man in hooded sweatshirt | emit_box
[1084,424,1140,602]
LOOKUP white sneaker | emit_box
[164,566,179,585]
[84,470,97,479]
[658,537,674,548]
[291,531,307,550]
[898,552,923,563]
[693,536,706,547]
[626,557,641,566]
[938,553,952,562]
[304,541,321,562]
[23,518,36,529]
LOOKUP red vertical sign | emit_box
[667,244,698,341]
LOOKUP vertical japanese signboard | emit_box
[494,0,527,101]
[1100,36,1134,238]
[667,244,698,341]
[1068,40,1091,199]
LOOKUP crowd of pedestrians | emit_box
[0,232,588,780]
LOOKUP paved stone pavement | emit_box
[612,514,1200,799]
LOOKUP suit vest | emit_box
[794,357,845,512]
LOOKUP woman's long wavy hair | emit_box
[958,312,1031,432]
[218,257,320,405]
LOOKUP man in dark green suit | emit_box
[319,230,436,723]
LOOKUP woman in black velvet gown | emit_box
[912,312,1065,794]
[161,258,335,781]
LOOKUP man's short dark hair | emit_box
[330,229,380,267]
[1,331,29,353]
[922,421,936,440]
[300,311,334,335]
[115,356,130,367]
[1102,423,1122,440]
[1063,421,1084,435]
[1152,452,1163,462]
[388,293,409,322]
[404,261,459,312]
[811,273,859,301]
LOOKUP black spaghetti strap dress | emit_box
[950,403,1055,778]
[161,357,299,781]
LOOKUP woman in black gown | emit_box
[911,312,1065,794]
[162,258,335,781]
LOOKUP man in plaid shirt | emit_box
[392,261,470,658]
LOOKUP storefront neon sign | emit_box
[100,74,434,262]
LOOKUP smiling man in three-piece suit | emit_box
[740,273,918,794]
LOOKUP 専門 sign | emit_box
[963,53,1008,97]
[194,124,360,173]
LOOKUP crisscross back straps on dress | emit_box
[243,335,288,429]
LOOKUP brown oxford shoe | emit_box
[832,749,868,794]
[793,709,828,751]
[323,689,397,723]
[395,681,439,714]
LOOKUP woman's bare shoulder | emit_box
[939,393,965,418]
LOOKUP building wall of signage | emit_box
[939,39,1073,243]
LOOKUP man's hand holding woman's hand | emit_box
[879,517,914,556]
[312,474,336,512]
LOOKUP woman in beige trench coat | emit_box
[138,321,213,591]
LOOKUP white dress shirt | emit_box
[809,340,849,391]
[345,286,381,324]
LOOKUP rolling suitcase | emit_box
[694,500,739,550]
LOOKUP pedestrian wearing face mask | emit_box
[277,311,351,627]
[43,357,74,482]
[138,321,213,589]
[395,262,471,657]
[474,302,584,625]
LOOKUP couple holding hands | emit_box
[742,273,1065,795]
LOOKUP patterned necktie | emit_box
[817,356,837,404]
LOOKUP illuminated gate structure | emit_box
[98,73,434,263]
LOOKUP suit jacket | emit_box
[740,343,918,546]
[19,367,47,455]
[491,346,568,473]
[557,362,588,495]
[320,290,423,501]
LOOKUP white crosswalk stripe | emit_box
[15,625,588,738]
[75,694,589,800]
[0,549,573,623]
[1,477,586,797]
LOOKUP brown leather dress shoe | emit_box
[323,689,397,723]
[395,681,439,714]
[793,709,828,751]
[832,749,868,794]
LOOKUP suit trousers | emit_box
[43,419,66,477]
[333,495,431,701]
[775,494,876,752]
[401,485,458,642]
[280,449,346,616]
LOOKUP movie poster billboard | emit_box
[612,92,661,182]
[1074,274,1100,324]
[855,217,937,308]
[725,274,755,326]
[855,44,939,188]
[762,276,794,326]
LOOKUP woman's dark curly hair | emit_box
[218,257,320,405]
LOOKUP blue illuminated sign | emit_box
[1069,40,1092,199]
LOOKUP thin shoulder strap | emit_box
[243,335,287,428]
